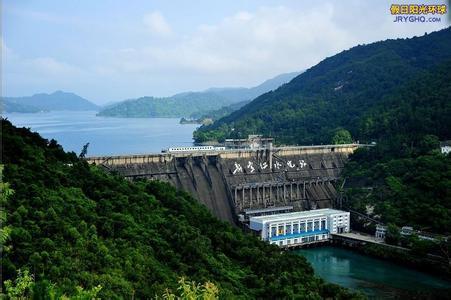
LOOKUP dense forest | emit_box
[342,60,451,235]
[194,27,451,144]
[0,119,360,299]
[190,100,250,121]
[97,92,235,118]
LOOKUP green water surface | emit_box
[295,246,451,299]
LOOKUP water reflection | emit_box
[296,246,451,299]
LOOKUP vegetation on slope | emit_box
[97,92,233,118]
[1,119,360,299]
[190,99,251,121]
[180,100,252,125]
[97,72,300,119]
[342,60,451,234]
[195,27,451,144]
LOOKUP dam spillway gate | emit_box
[86,144,361,223]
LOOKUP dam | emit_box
[86,144,363,223]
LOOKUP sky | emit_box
[2,0,449,104]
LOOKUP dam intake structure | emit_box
[86,144,363,223]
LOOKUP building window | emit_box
[286,224,292,234]
[271,227,277,236]
[314,220,319,230]
[300,223,306,232]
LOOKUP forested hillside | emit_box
[203,71,301,104]
[190,99,251,122]
[97,72,300,118]
[195,27,451,144]
[0,119,359,299]
[96,92,233,118]
[342,60,451,234]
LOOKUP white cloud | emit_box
[28,57,83,75]
[143,11,172,37]
[2,39,88,97]
[106,5,357,82]
[133,3,443,83]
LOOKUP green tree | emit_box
[160,277,219,300]
[4,269,34,299]
[1,165,13,249]
[332,129,353,145]
[3,269,102,300]
[385,223,401,245]
[409,235,433,257]
[417,134,439,154]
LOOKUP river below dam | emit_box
[295,246,451,299]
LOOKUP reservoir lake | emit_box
[4,111,198,156]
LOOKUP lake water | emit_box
[3,111,198,156]
[295,246,451,299]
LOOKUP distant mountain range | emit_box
[96,71,301,118]
[2,91,99,113]
[2,72,301,117]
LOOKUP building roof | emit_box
[250,208,348,223]
[244,206,293,215]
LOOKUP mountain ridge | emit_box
[3,91,99,112]
[97,71,301,118]
[194,27,451,144]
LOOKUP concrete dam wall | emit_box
[86,144,360,223]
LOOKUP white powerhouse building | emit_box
[249,209,350,247]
